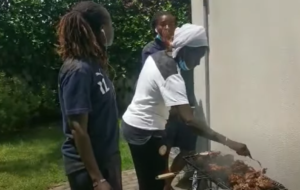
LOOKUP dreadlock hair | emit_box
[57,1,110,70]
[150,11,176,34]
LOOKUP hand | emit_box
[226,140,251,157]
[94,181,111,190]
[161,27,173,50]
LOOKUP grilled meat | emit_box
[256,176,274,189]
[231,160,253,173]
[229,174,245,186]
[201,153,275,190]
[208,163,230,172]
[233,184,261,190]
[229,171,274,190]
[228,162,274,190]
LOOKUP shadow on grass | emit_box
[0,125,133,190]
[0,145,62,174]
[0,123,62,144]
[0,125,64,178]
[0,125,133,179]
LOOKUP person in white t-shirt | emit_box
[121,24,251,190]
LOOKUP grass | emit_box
[0,125,133,190]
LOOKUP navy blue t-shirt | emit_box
[58,59,119,174]
[141,38,166,70]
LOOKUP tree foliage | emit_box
[0,0,190,133]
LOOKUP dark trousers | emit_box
[67,153,122,190]
[128,137,168,190]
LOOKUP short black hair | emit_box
[150,11,176,32]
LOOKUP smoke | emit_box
[189,152,263,186]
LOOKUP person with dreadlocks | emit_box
[140,12,207,189]
[121,23,252,190]
[57,1,121,190]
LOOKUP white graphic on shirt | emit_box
[95,71,103,77]
[96,70,110,94]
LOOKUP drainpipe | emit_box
[203,0,211,151]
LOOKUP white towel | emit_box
[172,23,208,58]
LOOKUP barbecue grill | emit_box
[182,152,289,190]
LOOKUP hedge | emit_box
[0,0,190,133]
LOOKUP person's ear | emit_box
[100,28,107,41]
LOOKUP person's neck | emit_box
[154,37,165,47]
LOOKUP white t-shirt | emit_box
[122,51,189,130]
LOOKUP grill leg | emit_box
[191,171,198,190]
[197,179,209,190]
[191,170,211,190]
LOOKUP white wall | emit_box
[192,0,300,189]
[191,0,210,153]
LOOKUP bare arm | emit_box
[68,114,103,182]
[171,104,251,156]
[160,66,250,156]
[180,68,196,107]
[167,68,225,142]
[179,69,220,140]
[170,104,229,145]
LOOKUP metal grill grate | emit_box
[183,153,289,190]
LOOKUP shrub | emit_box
[0,0,190,132]
[0,72,42,133]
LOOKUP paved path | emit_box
[49,169,191,190]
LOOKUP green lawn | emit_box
[0,125,133,190]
